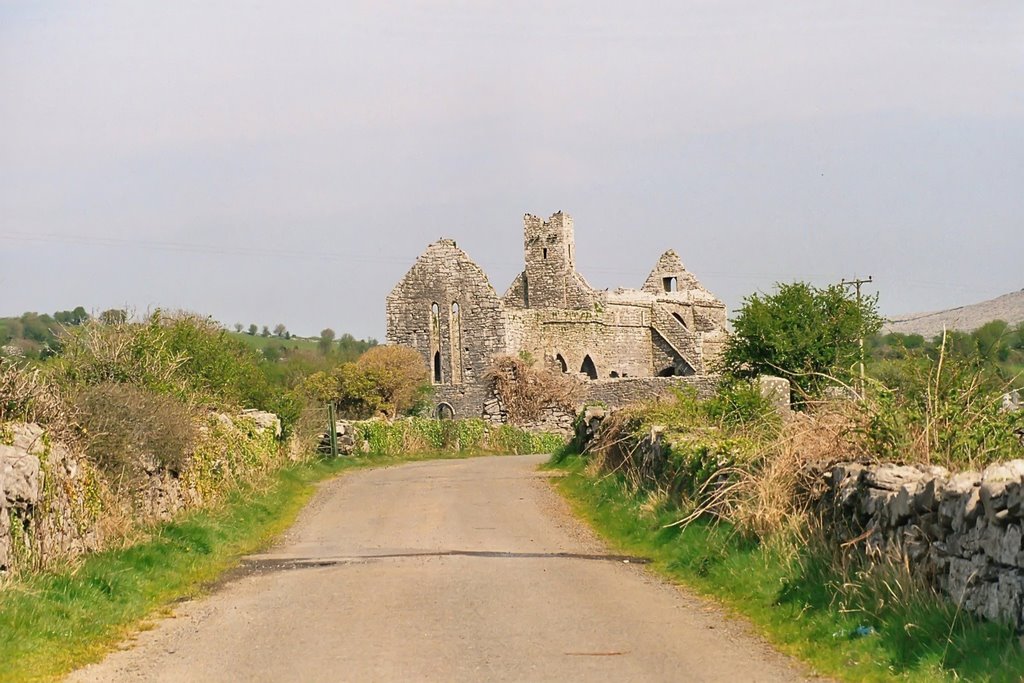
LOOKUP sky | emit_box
[2,1,1022,340]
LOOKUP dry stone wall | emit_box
[821,459,1024,629]
[0,412,281,575]
[573,403,1024,631]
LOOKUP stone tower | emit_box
[521,212,592,310]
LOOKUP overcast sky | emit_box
[2,2,1022,340]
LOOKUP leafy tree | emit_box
[261,326,271,338]
[302,345,429,419]
[248,324,258,336]
[720,281,882,403]
[356,345,430,418]
[273,324,287,338]
[99,309,128,325]
[973,320,1010,363]
[234,323,244,333]
[337,333,378,362]
[318,328,336,355]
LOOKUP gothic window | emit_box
[580,355,598,380]
[663,277,678,293]
[433,351,442,384]
[555,354,568,373]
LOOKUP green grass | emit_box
[549,453,1024,682]
[0,449,501,683]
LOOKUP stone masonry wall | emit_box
[389,211,731,423]
[386,239,506,388]
[1,413,280,575]
[574,403,1024,631]
[821,460,1024,630]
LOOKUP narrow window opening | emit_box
[433,352,442,384]
[580,355,598,380]
[555,354,568,373]
[452,302,460,315]
[431,302,440,319]
[663,277,678,293]
[543,248,548,260]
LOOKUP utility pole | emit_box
[840,276,874,395]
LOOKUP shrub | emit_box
[859,348,1024,469]
[54,312,279,416]
[76,383,196,489]
[355,345,431,418]
[720,281,882,404]
[303,345,431,419]
[484,355,579,424]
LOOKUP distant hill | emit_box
[885,290,1024,338]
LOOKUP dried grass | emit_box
[0,359,78,441]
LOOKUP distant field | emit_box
[227,331,321,354]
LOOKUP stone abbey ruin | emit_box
[387,211,730,423]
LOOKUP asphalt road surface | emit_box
[69,455,813,682]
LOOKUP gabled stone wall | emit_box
[386,210,730,420]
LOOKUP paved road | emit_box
[70,455,812,682]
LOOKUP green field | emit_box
[227,331,322,354]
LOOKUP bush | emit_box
[859,349,1024,469]
[484,355,579,424]
[54,312,280,418]
[350,417,564,456]
[76,383,196,489]
[302,345,431,419]
[721,281,882,405]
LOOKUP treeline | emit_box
[0,307,128,359]
[869,320,1024,387]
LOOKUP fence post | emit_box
[327,402,339,458]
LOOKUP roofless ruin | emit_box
[386,211,729,420]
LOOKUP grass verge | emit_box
[0,449,490,683]
[549,453,1024,683]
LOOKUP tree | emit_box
[318,328,336,356]
[720,281,882,403]
[99,309,128,325]
[261,326,271,338]
[234,323,244,333]
[303,345,430,419]
[273,324,287,338]
[248,324,258,336]
[356,345,431,418]
[973,320,1010,363]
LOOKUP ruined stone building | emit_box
[386,211,729,419]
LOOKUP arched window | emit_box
[663,277,678,293]
[433,351,442,384]
[555,354,568,373]
[431,302,440,321]
[452,302,460,316]
[580,355,598,380]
